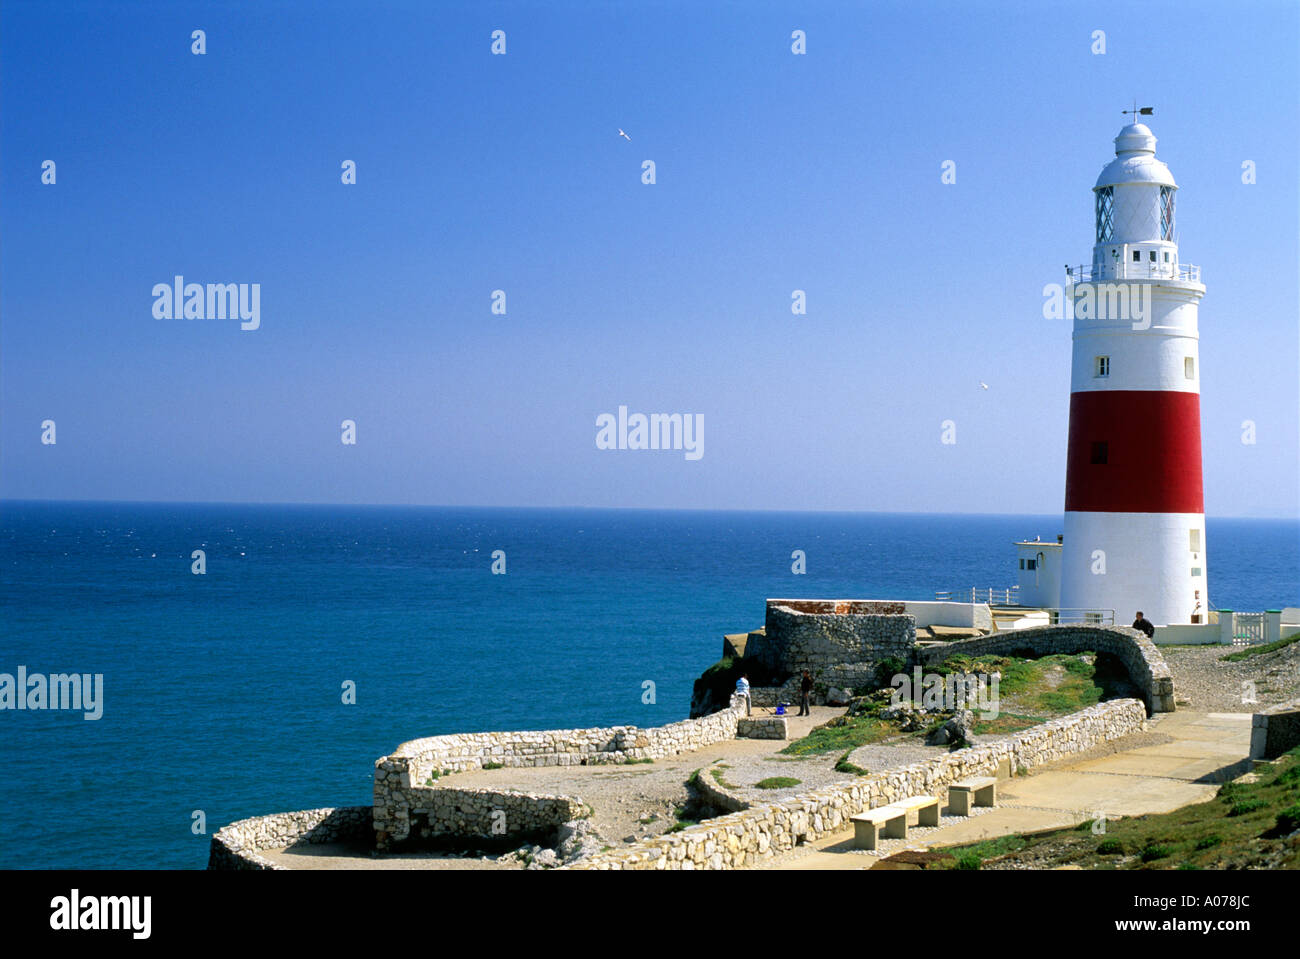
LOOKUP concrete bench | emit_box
[948,776,997,816]
[889,794,941,828]
[850,805,908,850]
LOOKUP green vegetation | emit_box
[1220,631,1300,662]
[934,834,1028,870]
[934,745,1300,869]
[935,651,1131,715]
[710,765,739,790]
[780,714,895,756]
[423,768,454,784]
[622,758,654,765]
[834,750,871,776]
[481,761,503,770]
[755,777,802,790]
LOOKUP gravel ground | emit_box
[1160,641,1300,712]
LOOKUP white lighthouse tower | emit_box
[1058,117,1209,627]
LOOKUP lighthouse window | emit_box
[1163,252,1170,262]
[1095,187,1114,242]
[1149,251,1157,262]
[1095,356,1109,377]
[1019,559,1025,569]
[1189,529,1201,552]
[1184,357,1195,379]
[1133,250,1141,262]
[1026,559,1037,570]
[1090,441,1108,464]
[1160,186,1176,240]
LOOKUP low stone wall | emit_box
[374,696,748,847]
[209,805,372,870]
[736,716,787,740]
[744,600,916,679]
[403,786,589,848]
[568,698,1148,870]
[1251,699,1300,760]
[695,765,751,814]
[918,624,1175,714]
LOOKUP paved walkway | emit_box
[765,710,1254,870]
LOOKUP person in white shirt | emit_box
[736,674,751,716]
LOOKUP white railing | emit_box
[935,587,1020,606]
[1066,263,1200,283]
[1047,608,1116,626]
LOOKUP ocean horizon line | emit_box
[1,498,1296,522]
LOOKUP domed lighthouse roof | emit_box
[1095,122,1177,190]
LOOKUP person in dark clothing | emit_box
[799,670,814,716]
[1132,611,1155,638]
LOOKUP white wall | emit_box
[902,601,992,631]
[1153,623,1220,645]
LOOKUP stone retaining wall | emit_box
[918,624,1175,714]
[567,697,1148,870]
[208,805,372,870]
[403,786,590,847]
[744,600,916,679]
[374,696,748,848]
[736,716,788,740]
[1251,698,1300,760]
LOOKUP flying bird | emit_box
[618,128,631,141]
[979,381,990,390]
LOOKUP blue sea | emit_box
[1,501,1296,869]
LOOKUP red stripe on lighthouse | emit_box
[1064,390,1204,513]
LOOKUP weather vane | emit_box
[1122,101,1154,121]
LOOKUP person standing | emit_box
[799,670,813,716]
[736,673,751,716]
[1132,611,1155,639]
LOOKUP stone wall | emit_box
[567,698,1148,870]
[744,600,916,680]
[404,786,589,848]
[1251,698,1300,760]
[208,805,372,870]
[374,696,748,848]
[918,624,1175,714]
[736,716,788,740]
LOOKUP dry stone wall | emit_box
[918,624,1175,713]
[374,696,748,848]
[568,697,1147,870]
[209,805,372,870]
[745,600,916,679]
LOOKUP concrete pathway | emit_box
[765,710,1254,870]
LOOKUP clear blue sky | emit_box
[3,0,1297,516]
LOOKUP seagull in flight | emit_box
[617,128,631,141]
[979,381,990,390]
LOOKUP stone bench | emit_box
[948,776,997,816]
[850,806,908,851]
[888,794,941,828]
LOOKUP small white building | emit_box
[1015,536,1062,609]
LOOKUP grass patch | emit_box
[970,712,1045,736]
[1220,631,1300,662]
[934,834,1028,870]
[780,714,894,756]
[481,761,503,770]
[834,750,871,776]
[755,777,802,790]
[1097,839,1124,855]
[622,758,654,765]
[710,766,739,790]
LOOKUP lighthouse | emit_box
[1058,118,1208,627]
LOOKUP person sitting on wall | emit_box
[1132,611,1156,638]
[736,673,751,716]
[799,670,813,717]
